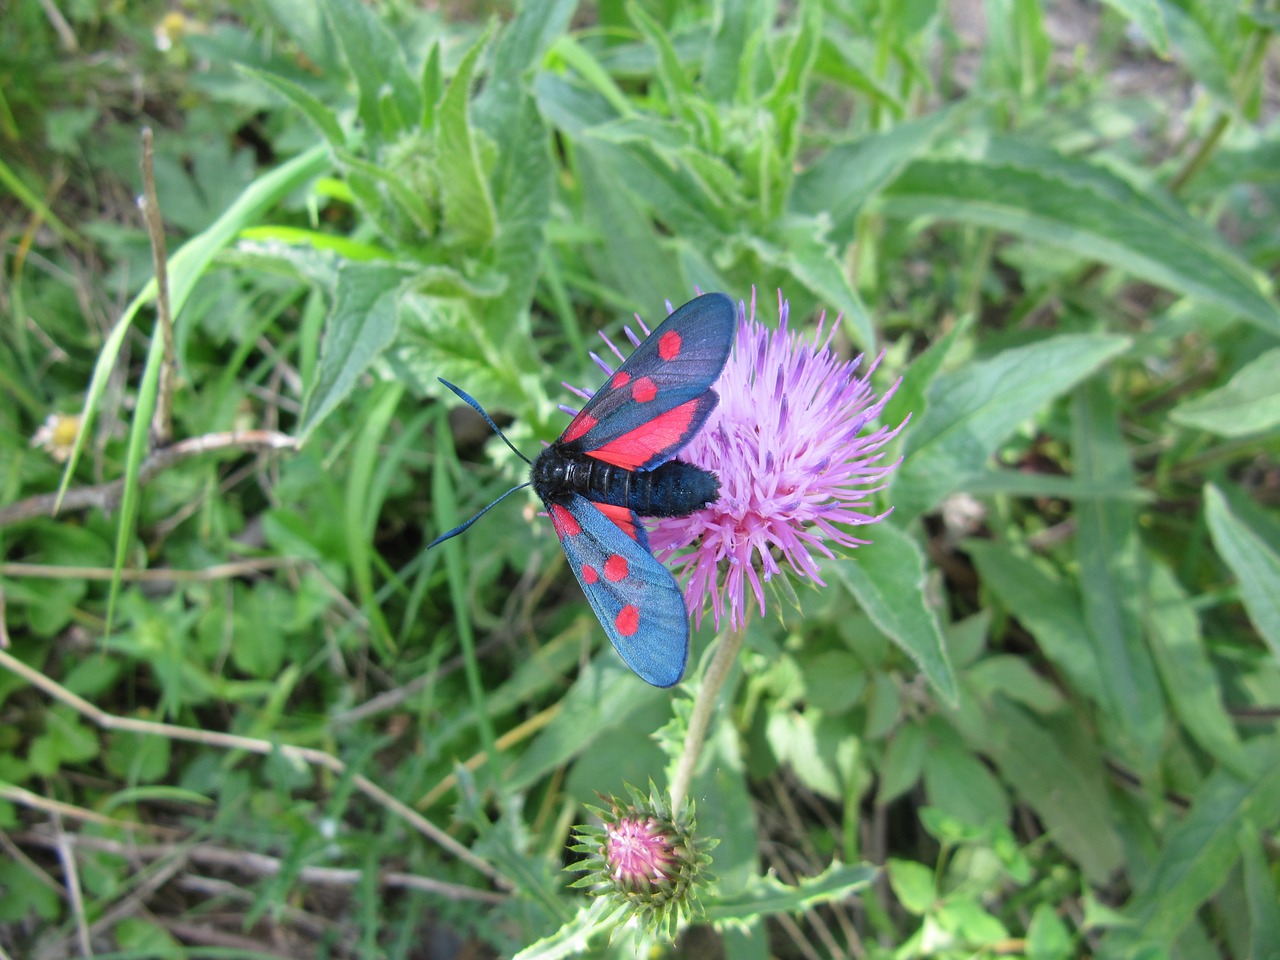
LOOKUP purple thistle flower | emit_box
[651,290,906,629]
[564,291,906,632]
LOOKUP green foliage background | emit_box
[2,0,1279,957]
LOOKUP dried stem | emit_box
[140,127,176,448]
[0,648,510,889]
[0,429,298,526]
[18,832,506,905]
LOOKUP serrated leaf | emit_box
[476,0,575,140]
[703,861,876,923]
[829,522,957,704]
[483,97,553,343]
[879,138,1280,334]
[893,332,1130,520]
[1205,484,1280,662]
[511,899,614,960]
[319,0,418,142]
[299,261,413,441]
[438,23,498,249]
[1170,348,1280,437]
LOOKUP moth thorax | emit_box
[532,446,719,518]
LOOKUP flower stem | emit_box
[669,620,748,812]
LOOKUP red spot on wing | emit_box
[582,564,599,584]
[561,413,597,444]
[631,376,657,403]
[593,502,640,540]
[604,554,629,582]
[615,604,640,637]
[586,398,702,470]
[659,330,682,361]
[611,371,631,388]
[550,504,581,538]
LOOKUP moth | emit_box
[430,292,735,686]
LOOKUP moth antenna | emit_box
[437,378,532,466]
[427,481,531,549]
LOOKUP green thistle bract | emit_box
[568,782,715,940]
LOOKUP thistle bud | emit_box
[569,783,714,939]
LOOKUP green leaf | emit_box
[319,0,418,142]
[482,88,554,340]
[986,701,1124,883]
[960,469,1152,502]
[965,541,1101,707]
[30,707,99,776]
[299,261,413,442]
[104,731,171,783]
[792,107,964,244]
[829,522,958,704]
[1241,825,1280,957]
[922,722,1010,827]
[1072,380,1164,772]
[766,710,838,799]
[887,858,936,915]
[1170,348,1280,437]
[437,22,498,249]
[476,0,575,139]
[893,332,1130,521]
[1097,0,1169,57]
[236,63,345,145]
[511,899,613,960]
[936,897,1010,946]
[113,917,181,955]
[1205,484,1280,662]
[1161,1,1234,107]
[879,138,1280,335]
[0,857,60,922]
[749,216,875,349]
[505,657,667,792]
[1100,738,1280,953]
[1027,902,1074,960]
[703,860,876,923]
[578,142,685,305]
[877,723,926,805]
[1142,557,1247,774]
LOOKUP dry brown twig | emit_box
[0,648,511,892]
[19,832,506,905]
[140,127,176,449]
[0,429,299,527]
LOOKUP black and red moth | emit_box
[429,292,736,687]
